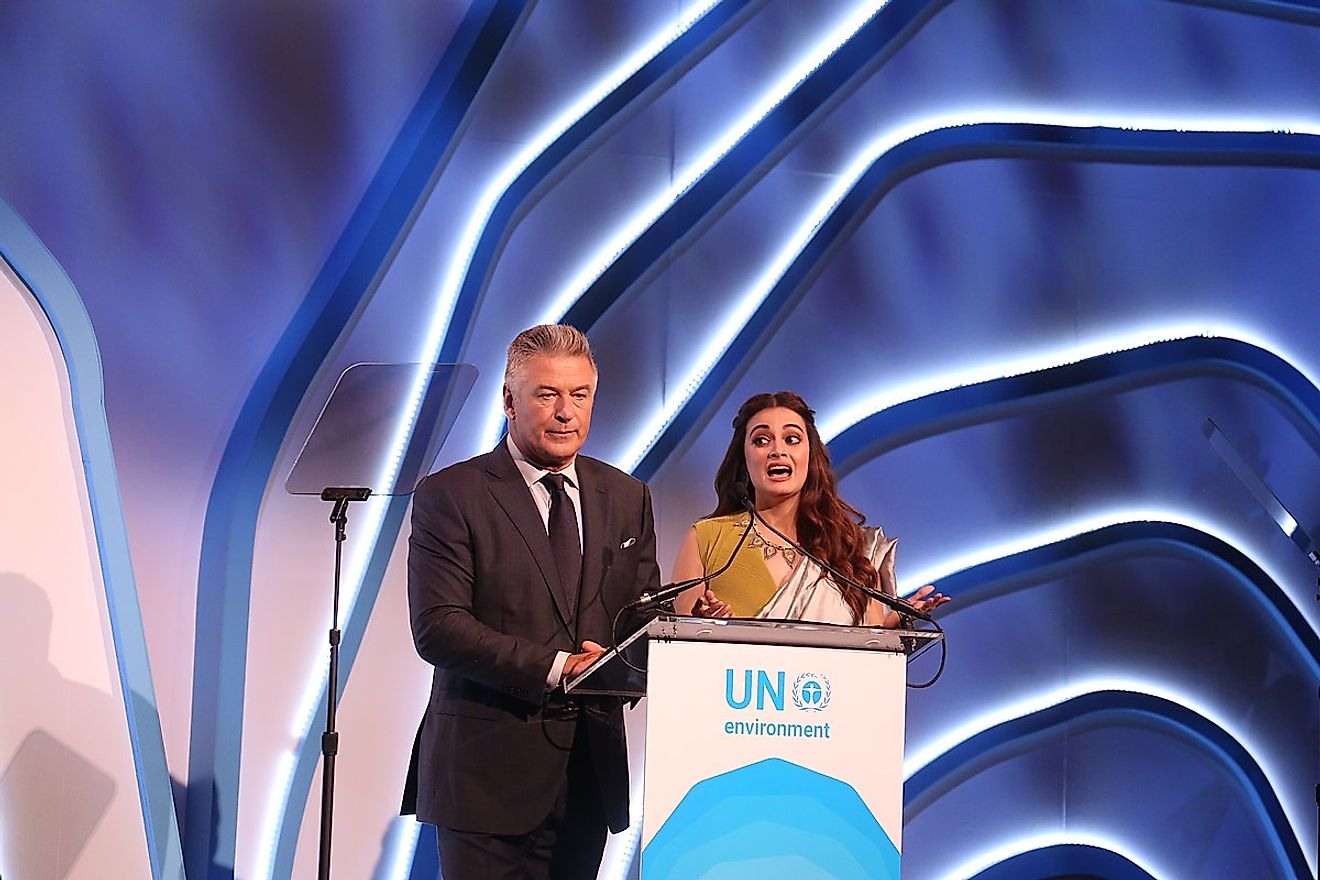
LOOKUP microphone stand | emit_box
[317,486,371,880]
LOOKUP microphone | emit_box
[628,575,713,611]
[624,511,757,612]
[743,502,936,624]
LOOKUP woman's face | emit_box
[743,406,810,506]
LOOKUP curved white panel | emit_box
[0,260,151,878]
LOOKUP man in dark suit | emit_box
[402,324,659,879]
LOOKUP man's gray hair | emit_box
[503,324,597,388]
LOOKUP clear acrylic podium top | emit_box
[563,614,942,699]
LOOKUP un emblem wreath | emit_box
[791,672,831,711]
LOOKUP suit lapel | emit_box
[484,447,575,629]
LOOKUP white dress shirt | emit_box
[505,435,580,690]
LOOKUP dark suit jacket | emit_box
[401,443,659,835]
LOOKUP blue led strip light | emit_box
[628,125,1320,481]
[827,335,1320,478]
[961,843,1156,880]
[551,0,946,333]
[903,690,1313,880]
[922,519,1319,673]
[0,198,185,879]
[185,3,531,878]
[433,0,759,365]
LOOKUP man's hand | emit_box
[562,640,606,681]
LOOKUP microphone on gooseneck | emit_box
[744,498,936,624]
[625,575,709,611]
[625,484,757,612]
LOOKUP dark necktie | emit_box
[541,473,582,609]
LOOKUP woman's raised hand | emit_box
[909,584,950,614]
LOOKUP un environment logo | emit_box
[791,672,831,711]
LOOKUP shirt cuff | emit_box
[546,650,570,691]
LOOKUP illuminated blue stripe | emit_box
[903,691,1313,880]
[406,824,439,880]
[0,198,185,879]
[555,0,946,332]
[962,843,1156,880]
[185,4,532,878]
[629,124,1320,480]
[923,519,1318,673]
[434,0,760,365]
[828,335,1320,477]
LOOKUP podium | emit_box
[567,614,940,879]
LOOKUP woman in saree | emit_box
[672,391,948,625]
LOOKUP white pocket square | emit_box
[619,537,637,550]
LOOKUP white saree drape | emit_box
[755,526,898,625]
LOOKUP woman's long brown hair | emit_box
[707,391,877,624]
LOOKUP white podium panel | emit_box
[641,636,906,879]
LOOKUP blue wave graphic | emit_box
[644,757,900,879]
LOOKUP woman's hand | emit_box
[908,584,950,615]
[878,584,950,628]
[690,588,733,618]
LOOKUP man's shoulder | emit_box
[578,455,645,490]
[414,449,505,495]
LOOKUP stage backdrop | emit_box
[1,1,1317,879]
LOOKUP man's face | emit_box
[504,354,596,470]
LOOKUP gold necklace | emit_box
[739,516,798,567]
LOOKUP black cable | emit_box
[906,635,946,689]
[609,602,647,675]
